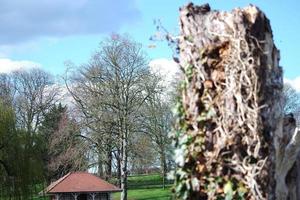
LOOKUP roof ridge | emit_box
[46,171,122,193]
[47,172,71,193]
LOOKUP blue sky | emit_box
[0,0,299,83]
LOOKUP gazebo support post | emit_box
[89,193,96,200]
[72,193,78,200]
[55,194,61,200]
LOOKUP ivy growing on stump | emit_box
[171,3,300,200]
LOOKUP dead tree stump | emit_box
[172,3,298,200]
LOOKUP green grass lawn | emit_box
[112,174,174,200]
[127,174,173,189]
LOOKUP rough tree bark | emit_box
[159,147,167,189]
[275,114,300,200]
[120,122,128,200]
[105,144,112,180]
[172,3,300,200]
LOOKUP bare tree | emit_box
[65,61,120,180]
[0,73,14,106]
[128,134,157,174]
[10,68,59,134]
[283,83,300,125]
[65,35,152,200]
[140,75,174,189]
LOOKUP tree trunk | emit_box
[116,149,122,188]
[159,145,167,189]
[173,3,285,199]
[98,152,104,178]
[120,128,128,200]
[105,144,112,181]
[275,114,300,199]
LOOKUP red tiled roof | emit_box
[46,172,122,193]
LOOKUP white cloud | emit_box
[0,58,41,73]
[149,58,182,102]
[284,77,300,92]
[149,58,181,86]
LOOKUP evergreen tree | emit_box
[38,103,66,182]
[39,103,87,182]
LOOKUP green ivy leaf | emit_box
[237,183,247,199]
[224,181,233,200]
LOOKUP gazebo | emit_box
[45,172,122,200]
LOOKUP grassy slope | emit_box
[112,174,173,200]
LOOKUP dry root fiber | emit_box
[173,3,283,200]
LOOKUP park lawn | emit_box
[127,174,173,189]
[112,187,172,200]
[112,174,173,200]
